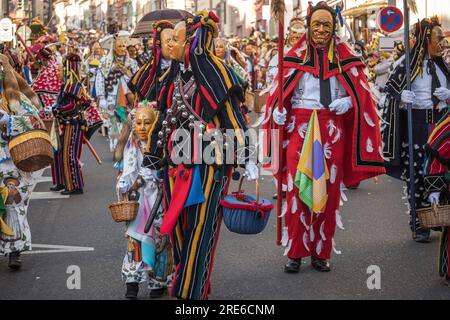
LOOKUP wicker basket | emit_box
[109,193,139,223]
[8,129,53,172]
[417,204,450,228]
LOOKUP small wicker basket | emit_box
[417,204,450,228]
[8,129,54,172]
[109,192,139,223]
[253,90,267,113]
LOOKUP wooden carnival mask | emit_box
[114,38,127,58]
[429,25,445,58]
[287,21,305,47]
[169,21,187,62]
[310,9,334,48]
[134,107,156,142]
[160,28,174,61]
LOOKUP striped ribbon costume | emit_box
[143,11,251,300]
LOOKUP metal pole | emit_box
[403,0,416,236]
[276,12,284,246]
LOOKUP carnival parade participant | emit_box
[143,11,258,300]
[423,108,450,287]
[214,37,250,87]
[382,17,449,243]
[96,37,139,152]
[264,1,385,273]
[84,41,104,96]
[0,53,46,269]
[51,52,90,195]
[372,52,393,91]
[116,104,173,299]
[128,20,174,103]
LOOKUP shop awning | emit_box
[342,0,388,17]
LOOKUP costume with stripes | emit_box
[143,11,250,300]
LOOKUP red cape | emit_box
[263,35,385,187]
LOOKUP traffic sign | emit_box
[378,6,403,33]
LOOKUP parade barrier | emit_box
[8,129,53,172]
[221,177,273,235]
[109,192,139,222]
[417,204,450,228]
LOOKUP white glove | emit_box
[433,87,450,102]
[0,109,10,125]
[272,108,287,126]
[99,98,108,111]
[138,167,154,182]
[428,192,440,205]
[244,161,259,181]
[329,96,353,115]
[118,180,130,194]
[401,90,416,104]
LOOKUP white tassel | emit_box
[330,164,337,184]
[316,239,323,256]
[300,211,309,230]
[332,238,342,255]
[281,226,289,246]
[366,137,374,153]
[298,122,308,139]
[303,232,310,251]
[283,239,292,256]
[327,120,336,137]
[364,112,375,127]
[359,79,371,93]
[279,201,288,218]
[340,189,348,202]
[310,227,315,242]
[323,142,331,159]
[285,116,296,133]
[269,81,278,96]
[350,67,359,77]
[287,173,294,192]
[336,210,345,230]
[283,140,289,149]
[320,221,327,241]
[331,128,342,144]
[260,106,272,126]
[291,197,298,214]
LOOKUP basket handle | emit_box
[237,176,260,203]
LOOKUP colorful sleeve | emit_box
[7,115,37,137]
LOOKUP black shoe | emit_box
[149,287,165,299]
[50,185,65,192]
[8,251,21,270]
[284,258,301,273]
[125,283,139,299]
[61,189,83,195]
[273,191,287,200]
[311,257,331,272]
[414,230,431,243]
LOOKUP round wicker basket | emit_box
[8,129,53,172]
[109,193,139,222]
[417,204,450,228]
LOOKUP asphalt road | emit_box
[1,131,450,300]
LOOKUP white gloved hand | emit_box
[329,96,353,115]
[0,109,10,125]
[244,161,259,181]
[428,192,440,205]
[401,90,416,104]
[99,98,108,111]
[433,87,450,102]
[118,180,130,194]
[272,107,287,126]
